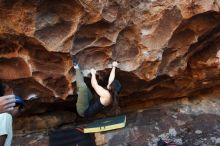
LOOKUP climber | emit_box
[72,57,122,117]
[0,82,15,146]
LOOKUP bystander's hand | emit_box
[0,95,16,113]
[216,50,220,68]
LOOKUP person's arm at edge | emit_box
[0,95,15,114]
[90,69,110,99]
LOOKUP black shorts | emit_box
[84,98,105,117]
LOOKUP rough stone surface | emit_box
[12,96,220,146]
[0,0,220,134]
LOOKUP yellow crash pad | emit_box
[84,115,126,133]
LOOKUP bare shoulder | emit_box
[99,90,112,106]
[99,87,111,98]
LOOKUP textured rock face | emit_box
[12,96,220,146]
[0,0,220,130]
[94,96,220,146]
